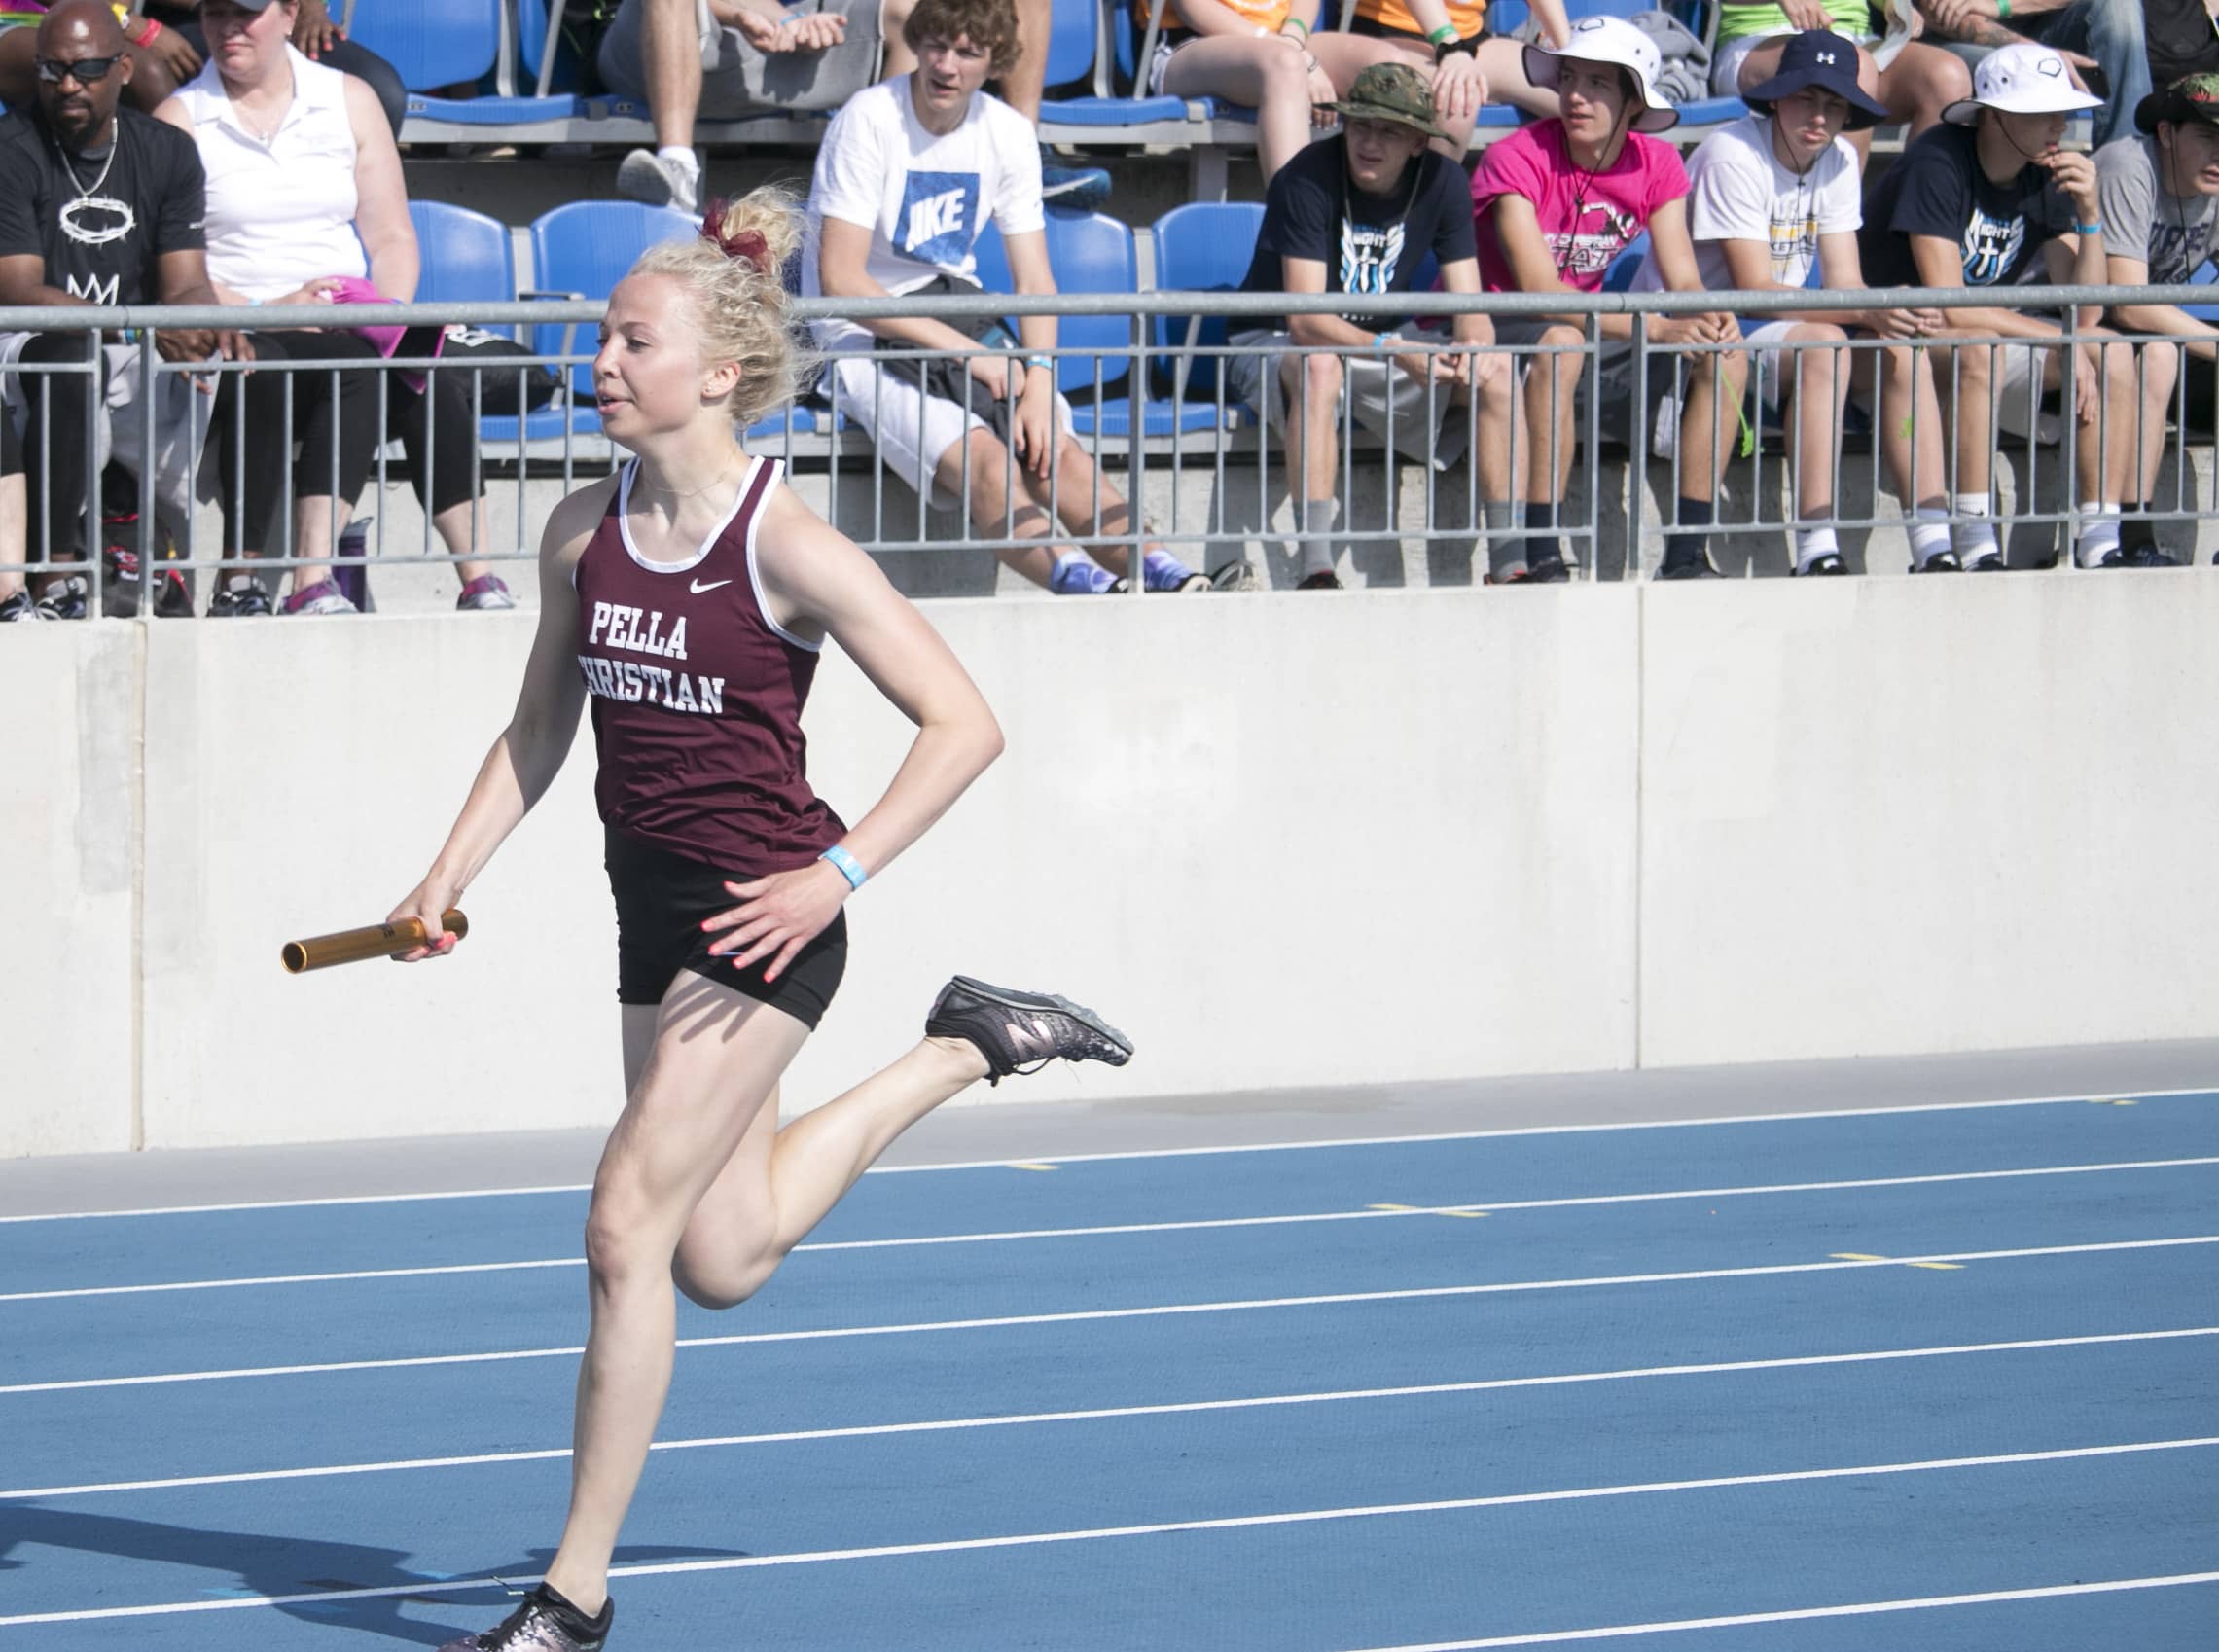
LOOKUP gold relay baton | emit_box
[281,910,470,974]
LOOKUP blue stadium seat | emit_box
[344,0,501,92]
[410,201,514,307]
[1151,200,1263,393]
[1046,0,1099,91]
[526,200,698,436]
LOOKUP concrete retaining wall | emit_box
[7,573,2210,1156]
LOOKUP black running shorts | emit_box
[604,827,847,1027]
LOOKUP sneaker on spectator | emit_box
[456,573,517,611]
[281,578,361,616]
[1515,554,1571,584]
[207,576,275,617]
[1965,552,2006,572]
[1911,550,1963,573]
[1656,553,1721,581]
[1792,554,1847,576]
[34,575,88,620]
[1296,568,1343,590]
[103,547,141,618]
[1207,558,1260,591]
[1040,149,1110,211]
[2096,546,2179,568]
[0,589,47,622]
[153,569,195,618]
[617,148,700,214]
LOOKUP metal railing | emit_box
[2,283,2214,613]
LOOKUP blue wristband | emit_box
[819,844,867,890]
[2074,220,2102,236]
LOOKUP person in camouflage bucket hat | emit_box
[1318,61,1451,141]
[2095,72,2219,500]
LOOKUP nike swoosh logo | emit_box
[690,578,733,594]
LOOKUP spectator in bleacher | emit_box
[1226,63,1515,589]
[156,0,518,614]
[2099,75,2219,471]
[598,0,885,215]
[1472,16,1743,581]
[1343,0,1572,156]
[1674,29,1960,575]
[0,3,410,138]
[806,0,1214,593]
[1913,0,2145,150]
[1711,3,1970,156]
[881,0,1113,205]
[1860,42,2176,567]
[0,0,245,622]
[1144,0,1383,181]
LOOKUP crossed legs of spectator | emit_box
[1157,32,1379,182]
[1932,330,2178,569]
[935,425,1205,593]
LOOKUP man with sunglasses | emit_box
[0,0,244,621]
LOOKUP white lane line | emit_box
[1335,1572,2219,1650]
[2,1436,2212,1629]
[10,1155,2215,1306]
[8,1085,2213,1224]
[7,1325,2209,1502]
[3,1236,2211,1397]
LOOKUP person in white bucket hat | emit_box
[1471,11,1745,580]
[1860,40,2181,570]
[1521,13,1678,134]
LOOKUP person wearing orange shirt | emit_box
[1146,0,1380,179]
[1345,0,1570,156]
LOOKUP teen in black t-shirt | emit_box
[1858,122,2075,290]
[1225,63,1511,591]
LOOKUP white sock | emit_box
[1907,507,1952,568]
[1793,524,1840,574]
[2074,501,2121,568]
[1951,491,1996,557]
[657,145,699,181]
[1298,497,1340,578]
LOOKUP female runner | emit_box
[389,187,1132,1652]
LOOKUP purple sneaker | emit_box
[457,573,518,611]
[438,1584,612,1651]
[280,577,359,616]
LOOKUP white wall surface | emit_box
[3,626,138,1157]
[6,574,2210,1158]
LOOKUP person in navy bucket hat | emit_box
[1741,27,1890,130]
[1656,28,1961,575]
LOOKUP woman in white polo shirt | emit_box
[155,0,512,615]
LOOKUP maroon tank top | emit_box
[573,455,845,874]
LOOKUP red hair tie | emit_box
[700,201,771,276]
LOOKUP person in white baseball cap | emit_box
[1860,39,2178,570]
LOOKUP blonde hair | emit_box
[627,187,811,432]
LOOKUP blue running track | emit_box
[2,1090,2215,1649]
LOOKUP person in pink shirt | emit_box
[1471,15,1744,580]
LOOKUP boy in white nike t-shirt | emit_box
[805,0,1206,593]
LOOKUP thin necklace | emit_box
[233,68,296,143]
[51,125,116,202]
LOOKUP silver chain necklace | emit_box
[52,125,117,204]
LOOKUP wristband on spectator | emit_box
[819,844,867,890]
[1024,352,1054,373]
[2074,219,2102,235]
[1994,0,2010,17]
[1373,331,1397,350]
[1426,22,1458,43]
[133,16,162,46]
[1281,16,1309,36]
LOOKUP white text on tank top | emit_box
[177,46,365,302]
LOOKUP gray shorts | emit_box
[1225,326,1481,470]
[597,0,882,116]
[1491,315,1696,450]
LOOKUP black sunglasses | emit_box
[35,55,124,85]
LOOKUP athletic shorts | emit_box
[1347,16,1495,47]
[604,826,847,1027]
[1225,326,1480,469]
[1711,28,1877,97]
[826,353,1076,511]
